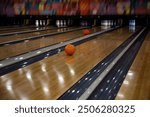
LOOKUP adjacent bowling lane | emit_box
[0,25,42,34]
[0,25,35,30]
[115,31,150,100]
[0,27,138,99]
[0,27,101,60]
[0,26,72,43]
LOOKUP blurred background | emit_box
[0,0,149,16]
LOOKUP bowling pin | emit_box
[64,20,66,27]
[59,20,61,27]
[36,20,39,27]
[56,20,59,27]
[47,19,49,25]
[40,20,42,26]
[44,20,45,26]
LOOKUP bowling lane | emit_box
[0,26,69,43]
[115,31,150,100]
[0,27,138,99]
[0,25,35,30]
[0,27,101,60]
[0,26,19,31]
[0,25,42,34]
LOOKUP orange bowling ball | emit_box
[83,29,90,35]
[65,44,76,56]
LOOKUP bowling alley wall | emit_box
[0,0,150,16]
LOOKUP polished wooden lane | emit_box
[0,26,75,43]
[115,31,150,100]
[0,25,32,31]
[0,27,135,100]
[0,25,41,34]
[0,27,101,60]
[0,25,35,29]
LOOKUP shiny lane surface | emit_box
[0,27,136,99]
[0,25,36,29]
[0,27,101,60]
[115,31,150,100]
[0,25,42,34]
[0,27,76,43]
[0,25,34,30]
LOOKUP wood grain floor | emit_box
[0,27,75,43]
[0,25,38,34]
[0,27,134,100]
[0,27,101,60]
[115,31,150,100]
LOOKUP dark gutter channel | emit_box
[0,26,118,76]
[0,26,62,37]
[87,28,148,100]
[0,25,37,31]
[0,26,98,61]
[58,27,143,100]
[0,33,83,61]
[0,27,88,47]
